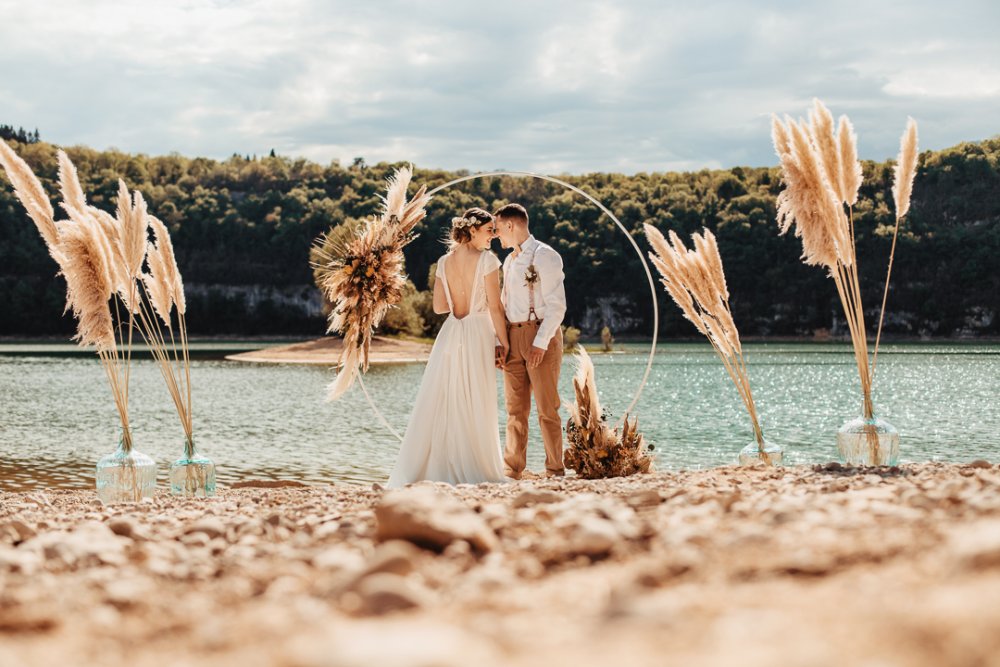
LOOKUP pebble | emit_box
[359,540,421,578]
[511,489,565,508]
[374,488,499,553]
[186,517,227,540]
[569,517,619,557]
[949,519,1000,569]
[352,573,430,615]
[107,518,135,538]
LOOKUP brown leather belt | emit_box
[508,319,543,329]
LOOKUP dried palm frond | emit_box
[645,224,774,464]
[563,347,652,479]
[313,165,430,400]
[872,118,919,375]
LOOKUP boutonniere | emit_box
[524,264,539,286]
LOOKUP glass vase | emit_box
[95,435,157,505]
[169,438,216,497]
[836,415,900,466]
[738,439,784,466]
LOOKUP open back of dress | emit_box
[438,251,489,320]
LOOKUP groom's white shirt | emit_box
[501,235,567,350]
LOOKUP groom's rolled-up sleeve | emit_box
[533,248,566,349]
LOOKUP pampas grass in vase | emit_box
[0,144,210,499]
[772,100,918,465]
[644,224,782,466]
[141,215,212,497]
[0,142,157,503]
[563,347,653,479]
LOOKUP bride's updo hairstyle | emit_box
[450,207,493,246]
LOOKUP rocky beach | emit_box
[2,462,1000,667]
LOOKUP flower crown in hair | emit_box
[451,216,478,229]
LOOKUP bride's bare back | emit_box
[443,249,484,319]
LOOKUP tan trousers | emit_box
[503,320,564,476]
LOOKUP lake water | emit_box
[0,341,997,491]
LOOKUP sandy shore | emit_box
[2,462,1000,667]
[225,336,432,365]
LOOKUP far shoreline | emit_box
[1,335,997,366]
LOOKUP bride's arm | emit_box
[433,273,450,314]
[484,270,509,349]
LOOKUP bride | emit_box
[387,207,509,487]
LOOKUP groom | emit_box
[493,203,567,479]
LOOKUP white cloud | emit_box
[883,67,1000,99]
[0,0,997,173]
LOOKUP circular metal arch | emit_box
[357,170,660,442]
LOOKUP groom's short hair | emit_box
[493,203,529,226]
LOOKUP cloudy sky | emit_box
[1,0,997,173]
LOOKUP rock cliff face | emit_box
[186,284,326,317]
[578,295,646,335]
[182,283,327,333]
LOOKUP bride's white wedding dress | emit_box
[387,250,506,487]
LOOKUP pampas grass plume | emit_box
[56,221,116,350]
[892,118,919,219]
[809,99,845,203]
[57,150,87,212]
[837,116,862,205]
[119,182,150,278]
[0,140,61,259]
[149,215,185,314]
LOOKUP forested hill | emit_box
[1,135,998,338]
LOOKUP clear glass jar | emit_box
[739,439,784,466]
[95,435,157,504]
[169,439,216,497]
[836,415,900,466]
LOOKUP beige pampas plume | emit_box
[148,215,184,314]
[872,118,920,377]
[0,140,62,262]
[56,221,116,351]
[143,240,174,324]
[645,223,770,461]
[809,99,846,203]
[772,114,791,156]
[382,165,411,220]
[773,115,852,270]
[58,150,87,212]
[118,182,149,278]
[892,118,919,219]
[837,116,862,205]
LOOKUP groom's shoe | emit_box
[545,469,565,478]
[504,467,522,481]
